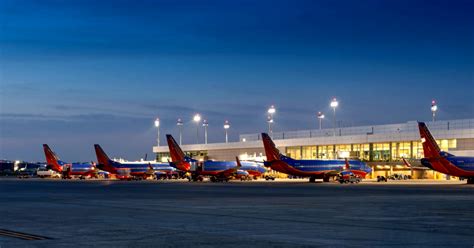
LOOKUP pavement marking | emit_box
[0,229,52,240]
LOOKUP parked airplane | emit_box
[43,144,97,179]
[94,144,176,180]
[165,134,267,182]
[261,133,372,182]
[418,122,474,184]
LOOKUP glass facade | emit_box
[391,142,411,160]
[412,141,424,159]
[352,144,370,161]
[302,146,316,159]
[286,147,301,160]
[283,139,457,162]
[372,143,390,162]
[318,145,334,159]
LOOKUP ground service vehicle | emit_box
[338,171,361,184]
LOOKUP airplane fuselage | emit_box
[99,161,176,177]
[54,161,96,177]
[266,156,372,178]
[188,160,267,177]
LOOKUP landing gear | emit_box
[323,176,330,182]
[210,176,229,182]
[189,175,204,182]
[309,176,316,183]
[467,178,474,184]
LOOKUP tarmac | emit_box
[0,178,473,247]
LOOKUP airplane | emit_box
[165,134,267,182]
[261,133,372,182]
[94,144,177,180]
[418,122,474,184]
[43,144,97,179]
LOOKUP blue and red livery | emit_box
[418,122,474,184]
[43,144,97,179]
[261,133,372,182]
[166,134,266,181]
[94,144,176,180]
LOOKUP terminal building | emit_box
[154,118,474,180]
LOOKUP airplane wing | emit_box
[401,157,426,169]
[217,157,242,178]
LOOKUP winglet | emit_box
[235,156,242,168]
[401,157,412,168]
[43,144,63,172]
[344,158,350,170]
[261,133,281,161]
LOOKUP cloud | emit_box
[0,112,148,122]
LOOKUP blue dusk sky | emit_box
[0,0,473,161]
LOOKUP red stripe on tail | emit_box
[261,133,281,161]
[94,144,117,174]
[43,144,62,172]
[166,135,191,171]
[418,122,441,158]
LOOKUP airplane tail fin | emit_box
[166,134,186,162]
[166,134,191,171]
[94,144,112,167]
[261,133,281,161]
[418,122,441,158]
[43,144,63,172]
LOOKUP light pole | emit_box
[176,118,183,145]
[317,111,325,130]
[267,105,276,137]
[224,120,230,143]
[431,100,438,122]
[154,118,160,147]
[267,115,274,137]
[193,114,201,144]
[330,98,338,136]
[202,119,209,144]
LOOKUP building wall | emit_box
[208,148,265,161]
[154,119,474,179]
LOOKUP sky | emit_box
[0,0,473,161]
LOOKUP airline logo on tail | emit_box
[94,144,118,174]
[261,133,281,161]
[166,134,191,171]
[43,144,63,172]
[417,122,451,174]
[418,122,441,158]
